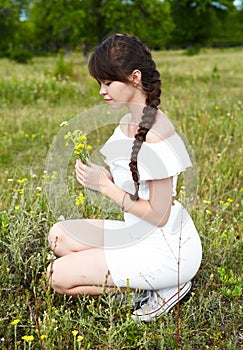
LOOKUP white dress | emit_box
[99,125,202,290]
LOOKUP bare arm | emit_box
[75,159,173,227]
[104,176,173,227]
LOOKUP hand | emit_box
[75,159,113,193]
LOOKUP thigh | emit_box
[49,247,115,293]
[48,219,104,256]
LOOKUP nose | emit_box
[99,83,107,95]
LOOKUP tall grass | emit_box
[0,49,242,349]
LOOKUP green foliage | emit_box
[1,0,243,58]
[0,77,81,106]
[213,6,243,45]
[0,49,242,349]
[8,48,33,64]
[217,267,242,298]
[30,0,86,52]
[0,0,19,55]
[53,53,74,81]
[186,44,201,56]
[100,0,174,48]
[168,0,238,46]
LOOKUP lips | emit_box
[104,99,112,104]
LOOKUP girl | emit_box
[48,34,202,322]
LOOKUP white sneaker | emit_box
[113,290,149,307]
[132,281,192,322]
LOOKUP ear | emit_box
[130,69,142,86]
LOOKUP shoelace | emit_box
[113,290,149,306]
[139,290,162,309]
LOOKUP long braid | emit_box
[129,65,161,200]
[88,33,161,200]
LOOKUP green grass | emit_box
[0,48,242,349]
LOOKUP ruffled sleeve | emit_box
[100,127,192,181]
[137,133,192,180]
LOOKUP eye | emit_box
[104,81,112,87]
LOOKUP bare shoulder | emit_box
[146,109,175,143]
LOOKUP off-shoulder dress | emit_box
[99,124,202,290]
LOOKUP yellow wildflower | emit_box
[22,335,34,342]
[14,206,20,211]
[73,129,80,136]
[10,319,20,326]
[74,143,85,154]
[72,330,78,336]
[64,131,72,140]
[64,129,92,164]
[76,134,87,143]
[40,335,47,340]
[77,335,84,342]
[75,192,85,207]
[17,178,28,184]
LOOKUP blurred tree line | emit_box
[0,0,243,61]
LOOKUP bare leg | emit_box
[48,219,104,256]
[47,219,117,295]
[47,247,115,295]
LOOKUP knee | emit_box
[48,223,63,252]
[48,223,58,247]
[47,259,66,294]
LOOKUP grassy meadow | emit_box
[0,48,242,349]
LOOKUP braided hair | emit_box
[88,34,161,200]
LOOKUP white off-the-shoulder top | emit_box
[100,125,192,204]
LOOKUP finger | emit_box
[76,175,82,185]
[75,169,83,180]
[85,158,93,167]
[76,159,87,170]
[76,172,84,186]
[75,162,83,176]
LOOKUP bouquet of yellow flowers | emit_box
[64,129,92,164]
[64,129,92,207]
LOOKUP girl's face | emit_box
[99,80,146,109]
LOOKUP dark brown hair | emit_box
[88,33,161,200]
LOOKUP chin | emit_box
[109,102,126,110]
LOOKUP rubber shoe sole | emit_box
[132,281,192,322]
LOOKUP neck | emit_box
[127,103,146,124]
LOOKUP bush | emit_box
[9,49,33,64]
[186,44,201,56]
[53,53,74,81]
